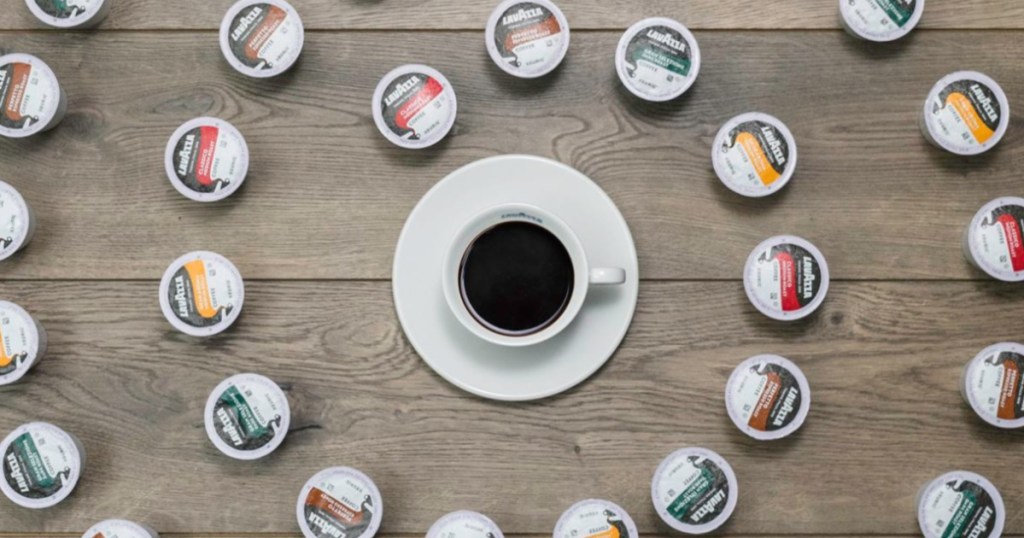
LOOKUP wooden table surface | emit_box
[1,1,1022,537]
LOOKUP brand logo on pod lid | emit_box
[961,342,1024,429]
[0,53,64,139]
[25,0,110,28]
[82,519,159,538]
[0,301,46,386]
[964,197,1024,282]
[839,0,924,42]
[158,251,245,337]
[922,71,1010,156]
[164,117,250,202]
[428,511,503,538]
[651,447,738,535]
[296,466,384,538]
[372,64,458,150]
[615,17,701,102]
[554,499,637,538]
[917,471,1004,538]
[0,422,84,510]
[725,354,811,440]
[485,0,570,79]
[744,235,830,321]
[204,373,290,460]
[0,180,35,262]
[219,0,305,78]
[712,112,798,198]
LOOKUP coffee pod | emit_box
[0,53,67,139]
[372,64,457,150]
[0,180,36,261]
[651,447,738,535]
[219,0,304,78]
[159,251,244,337]
[296,466,383,538]
[963,197,1024,282]
[164,117,249,202]
[0,422,85,509]
[712,112,797,198]
[917,471,1004,538]
[921,71,1009,156]
[82,520,160,538]
[839,0,924,42]
[961,342,1024,429]
[554,499,637,538]
[615,17,700,102]
[204,373,290,460]
[428,511,503,538]
[0,301,46,386]
[744,235,829,321]
[485,0,570,79]
[24,0,110,28]
[725,354,810,440]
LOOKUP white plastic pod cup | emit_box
[164,117,250,202]
[963,197,1024,282]
[961,342,1024,429]
[204,373,290,460]
[554,499,638,538]
[744,235,830,321]
[219,0,304,78]
[0,301,47,386]
[615,17,700,102]
[916,471,1004,538]
[24,0,110,28]
[372,64,458,150]
[0,53,67,138]
[839,0,925,42]
[82,519,160,538]
[921,71,1009,156]
[428,511,504,538]
[0,422,85,509]
[159,251,245,337]
[485,0,570,79]
[651,447,738,535]
[0,180,36,262]
[296,466,384,538]
[712,112,798,198]
[725,354,811,440]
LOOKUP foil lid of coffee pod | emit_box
[962,342,1024,429]
[0,301,46,386]
[651,447,738,535]
[917,471,1004,538]
[82,519,160,538]
[219,0,304,79]
[372,64,458,150]
[712,112,797,198]
[164,117,250,203]
[159,251,244,337]
[0,54,63,139]
[485,0,570,79]
[839,0,925,42]
[0,422,84,509]
[554,499,638,538]
[25,0,109,28]
[922,71,1009,156]
[965,197,1024,282]
[725,354,810,440]
[204,373,290,460]
[615,17,701,102]
[297,466,384,538]
[0,180,34,261]
[744,235,830,321]
[428,511,504,538]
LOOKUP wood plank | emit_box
[1,1,1023,30]
[0,281,1022,534]
[1,31,1023,281]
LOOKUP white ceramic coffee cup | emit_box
[442,203,625,347]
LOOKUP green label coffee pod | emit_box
[922,71,1009,156]
[82,519,160,538]
[428,511,503,538]
[296,466,384,538]
[1,422,85,509]
[615,17,700,102]
[964,197,1024,282]
[204,373,290,460]
[0,53,67,138]
[961,342,1024,429]
[159,251,244,337]
[0,301,46,386]
[25,0,110,28]
[0,180,35,262]
[840,0,924,42]
[712,112,797,198]
[219,0,305,78]
[651,447,738,535]
[372,64,458,150]
[164,117,250,202]
[725,354,810,440]
[554,499,637,538]
[917,471,1004,538]
[485,0,570,79]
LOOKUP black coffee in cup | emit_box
[459,221,574,336]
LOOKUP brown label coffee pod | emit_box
[204,373,290,460]
[725,354,810,440]
[82,519,160,538]
[25,0,110,28]
[1,422,85,509]
[220,0,304,78]
[921,71,1009,156]
[961,342,1024,429]
[840,0,924,42]
[0,53,67,138]
[744,235,829,321]
[652,447,738,534]
[297,466,384,538]
[0,301,47,386]
[159,251,244,337]
[0,180,36,262]
[428,511,503,538]
[917,471,1004,538]
[485,0,570,79]
[554,499,637,538]
[372,64,457,150]
[616,17,700,102]
[164,117,250,202]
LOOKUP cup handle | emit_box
[590,267,626,285]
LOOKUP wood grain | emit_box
[1,281,1022,534]
[2,0,1024,30]
[1,31,1023,280]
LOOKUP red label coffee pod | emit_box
[917,471,1004,538]
[485,0,570,79]
[712,112,797,198]
[964,197,1024,282]
[0,53,67,139]
[616,17,701,102]
[25,0,110,28]
[725,354,810,440]
[0,180,36,262]
[961,342,1024,429]
[744,235,829,321]
[428,511,503,538]
[220,0,304,78]
[204,373,290,460]
[1,422,85,509]
[372,64,458,150]
[840,0,925,42]
[164,117,250,202]
[296,466,384,538]
[159,251,244,337]
[554,499,637,538]
[651,447,738,535]
[922,71,1009,156]
[0,301,47,386]
[82,519,160,538]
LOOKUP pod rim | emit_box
[296,466,384,538]
[711,112,798,198]
[0,421,83,509]
[0,53,62,139]
[651,447,738,534]
[923,70,1010,156]
[484,0,571,79]
[203,372,290,460]
[744,235,830,321]
[158,250,245,337]
[219,0,305,79]
[371,64,458,150]
[615,17,701,102]
[163,117,250,203]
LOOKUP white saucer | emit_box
[393,155,639,401]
